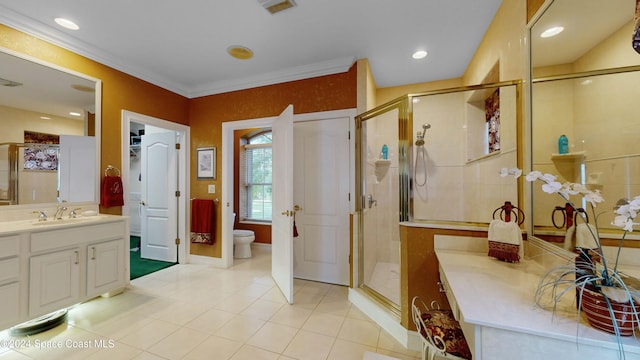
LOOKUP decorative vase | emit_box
[581,288,640,336]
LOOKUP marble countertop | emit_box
[0,214,125,235]
[435,249,640,354]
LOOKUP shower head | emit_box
[415,124,430,146]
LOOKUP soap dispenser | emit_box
[558,135,568,154]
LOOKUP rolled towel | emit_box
[488,219,523,262]
[576,223,599,249]
[564,225,576,250]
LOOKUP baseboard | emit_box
[348,288,422,352]
[252,242,272,250]
[187,254,228,268]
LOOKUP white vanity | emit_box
[435,235,640,360]
[0,214,128,331]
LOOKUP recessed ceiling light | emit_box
[412,50,428,60]
[69,112,82,117]
[227,45,254,60]
[540,26,564,38]
[258,0,297,14]
[54,18,79,30]
[40,116,51,120]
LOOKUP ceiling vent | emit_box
[258,0,296,14]
[0,77,22,87]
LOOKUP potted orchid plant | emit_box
[502,168,640,357]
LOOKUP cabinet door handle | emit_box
[74,250,79,265]
[91,247,96,260]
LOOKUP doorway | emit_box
[222,109,356,295]
[121,110,190,279]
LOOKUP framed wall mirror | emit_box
[529,0,640,245]
[0,48,101,208]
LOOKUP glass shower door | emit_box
[357,99,410,311]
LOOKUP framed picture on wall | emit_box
[196,147,216,180]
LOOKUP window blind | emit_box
[240,143,273,221]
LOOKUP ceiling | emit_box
[0,0,504,98]
[530,0,634,68]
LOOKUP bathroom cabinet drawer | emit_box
[0,257,19,283]
[0,282,20,329]
[0,234,20,258]
[31,221,126,253]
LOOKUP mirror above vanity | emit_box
[529,0,640,243]
[0,48,101,208]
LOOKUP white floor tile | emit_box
[0,247,416,360]
[246,322,298,354]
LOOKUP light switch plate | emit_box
[207,184,215,194]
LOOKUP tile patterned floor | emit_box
[0,246,420,360]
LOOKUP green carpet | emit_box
[130,236,176,280]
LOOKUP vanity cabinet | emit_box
[0,234,21,329]
[27,219,127,318]
[29,248,81,316]
[86,239,125,298]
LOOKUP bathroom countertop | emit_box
[436,249,640,355]
[0,214,126,235]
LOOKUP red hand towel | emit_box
[191,199,215,244]
[100,175,124,207]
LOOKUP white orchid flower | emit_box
[542,181,562,194]
[613,215,635,232]
[526,170,543,182]
[616,203,638,220]
[583,190,604,207]
[540,173,557,183]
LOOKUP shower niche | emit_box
[465,87,503,162]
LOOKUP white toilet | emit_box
[233,213,255,258]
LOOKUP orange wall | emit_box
[0,25,190,215]
[189,64,358,257]
[2,24,357,257]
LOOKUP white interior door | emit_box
[140,131,177,262]
[272,105,294,304]
[293,117,350,285]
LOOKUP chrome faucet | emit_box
[32,210,48,222]
[69,208,81,218]
[54,204,68,220]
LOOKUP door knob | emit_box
[140,200,146,206]
[294,205,303,211]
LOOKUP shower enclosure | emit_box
[355,80,521,313]
[356,99,410,312]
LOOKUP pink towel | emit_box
[190,199,215,244]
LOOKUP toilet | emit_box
[233,213,255,258]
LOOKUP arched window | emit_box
[239,131,272,222]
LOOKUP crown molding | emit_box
[1,8,355,99]
[187,56,356,98]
